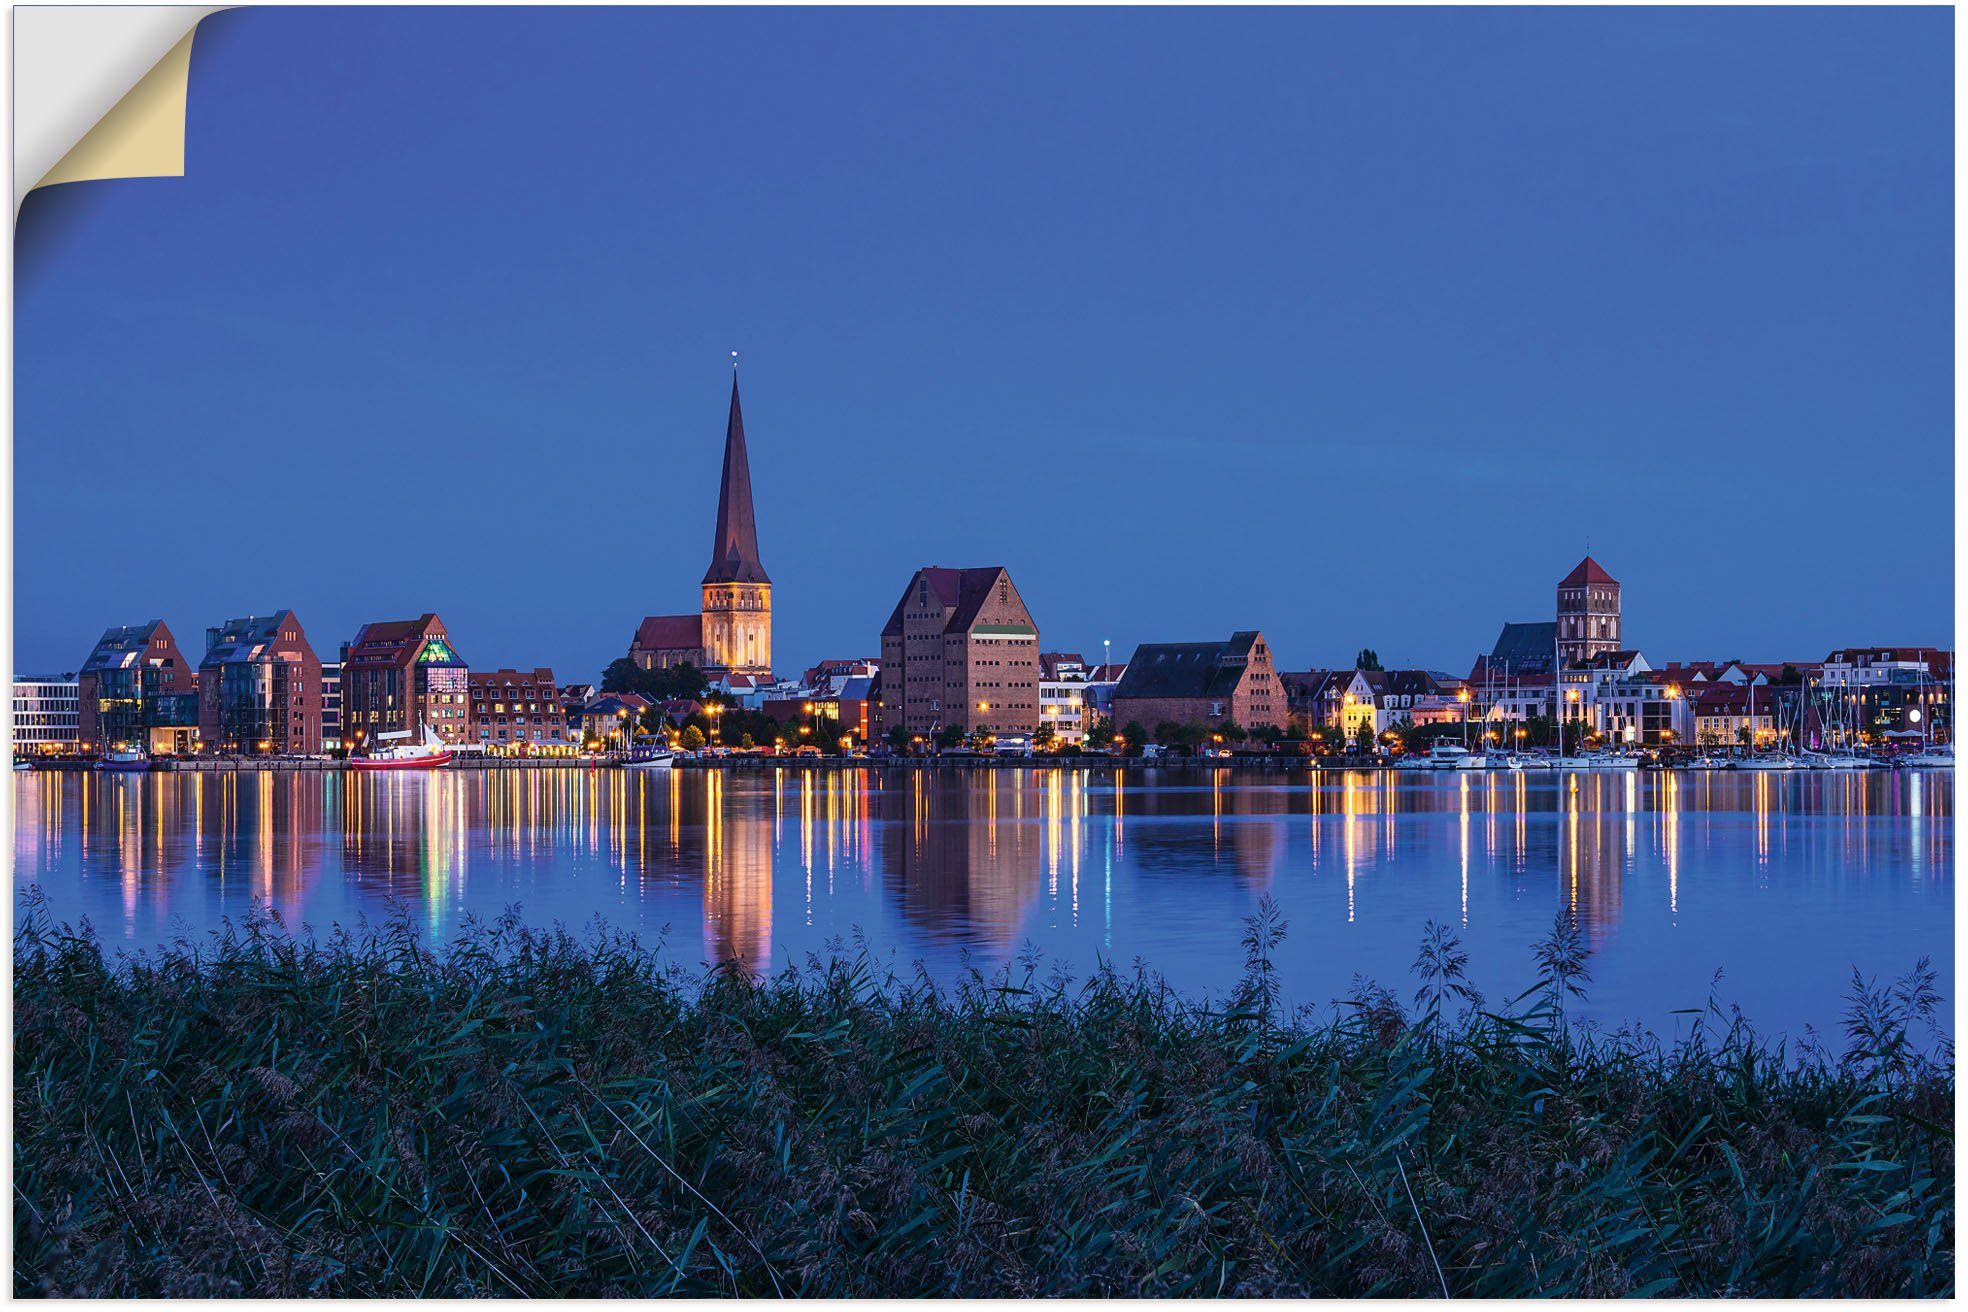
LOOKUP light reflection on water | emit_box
[13,767,1952,1038]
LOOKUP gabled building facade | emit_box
[1110,631,1286,733]
[339,614,471,749]
[197,610,325,755]
[876,566,1041,737]
[77,620,199,755]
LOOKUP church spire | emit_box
[703,368,770,586]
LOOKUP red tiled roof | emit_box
[344,614,446,668]
[632,614,703,652]
[1558,556,1618,588]
[881,566,1013,638]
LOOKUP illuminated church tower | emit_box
[699,371,772,677]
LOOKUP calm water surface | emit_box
[13,767,1952,1038]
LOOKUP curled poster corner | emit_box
[14,6,226,214]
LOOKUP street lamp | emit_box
[1457,687,1471,748]
[1562,687,1580,759]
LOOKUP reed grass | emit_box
[14,899,1953,1297]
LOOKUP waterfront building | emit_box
[77,620,200,755]
[1075,661,1128,732]
[1556,556,1622,667]
[875,566,1041,738]
[468,668,574,755]
[197,611,325,755]
[1691,683,1775,748]
[802,659,879,696]
[12,674,79,756]
[1110,631,1286,734]
[339,614,471,750]
[631,373,773,678]
[1377,670,1471,728]
[1279,669,1338,732]
[1813,647,1952,746]
[1038,651,1089,746]
[320,661,343,752]
[577,692,652,749]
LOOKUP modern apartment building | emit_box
[12,674,79,756]
[467,668,574,754]
[77,620,200,754]
[1038,651,1089,746]
[339,614,471,749]
[320,662,343,751]
[197,610,324,755]
[876,566,1041,737]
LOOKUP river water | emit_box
[12,766,1952,1040]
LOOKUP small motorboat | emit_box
[349,724,454,771]
[92,747,150,773]
[1730,753,1797,772]
[1678,753,1732,771]
[625,748,676,771]
[1425,744,1487,771]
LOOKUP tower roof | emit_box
[703,373,770,586]
[1558,555,1617,587]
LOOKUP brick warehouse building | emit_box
[632,372,773,677]
[339,614,471,750]
[468,668,574,755]
[197,610,325,755]
[1111,631,1287,734]
[875,566,1041,738]
[77,620,200,754]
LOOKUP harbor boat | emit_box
[1731,753,1796,772]
[1497,750,1552,771]
[349,724,454,771]
[624,747,676,771]
[1900,747,1955,770]
[1393,753,1434,772]
[1425,743,1487,770]
[1678,753,1733,771]
[1798,750,1877,771]
[1556,751,1639,772]
[92,747,150,773]
[12,757,32,772]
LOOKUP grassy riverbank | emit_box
[14,908,1952,1297]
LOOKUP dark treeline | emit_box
[13,904,1953,1297]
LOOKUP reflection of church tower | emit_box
[702,774,773,971]
[700,372,772,677]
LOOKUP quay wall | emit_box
[25,755,1359,775]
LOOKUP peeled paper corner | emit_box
[15,6,225,213]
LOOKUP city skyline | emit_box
[15,6,1952,680]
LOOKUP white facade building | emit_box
[13,674,80,755]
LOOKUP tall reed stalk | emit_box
[13,903,1953,1297]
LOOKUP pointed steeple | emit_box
[703,370,770,585]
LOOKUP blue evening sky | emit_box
[14,6,1952,681]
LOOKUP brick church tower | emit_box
[1555,555,1620,666]
[699,371,772,677]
